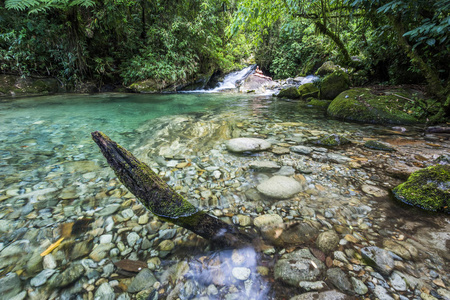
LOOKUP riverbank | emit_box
[0,94,448,299]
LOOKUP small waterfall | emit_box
[210,65,256,92]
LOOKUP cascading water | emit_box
[210,65,256,91]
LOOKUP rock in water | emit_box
[257,176,302,199]
[226,138,271,153]
[274,248,325,286]
[392,164,450,213]
[316,230,339,254]
[127,268,157,293]
[361,246,394,276]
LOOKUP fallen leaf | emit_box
[41,237,65,256]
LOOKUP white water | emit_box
[211,65,255,91]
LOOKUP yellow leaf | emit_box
[40,237,64,257]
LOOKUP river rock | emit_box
[226,138,271,153]
[392,164,450,213]
[249,161,280,172]
[49,263,85,288]
[95,282,115,300]
[320,70,350,100]
[382,239,419,261]
[351,277,368,295]
[326,268,352,293]
[361,246,395,276]
[127,268,157,293]
[71,239,93,260]
[361,184,389,197]
[257,176,302,199]
[89,243,114,261]
[31,269,56,287]
[290,145,313,155]
[314,134,350,147]
[316,230,339,254]
[263,222,319,246]
[327,88,419,125]
[253,214,283,228]
[0,273,22,299]
[290,290,350,300]
[274,248,325,286]
[127,232,140,247]
[364,140,396,151]
[373,285,394,300]
[389,271,407,291]
[232,267,251,281]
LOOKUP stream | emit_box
[0,91,449,300]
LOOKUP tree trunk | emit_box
[91,131,253,248]
[314,21,351,63]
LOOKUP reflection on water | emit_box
[0,93,448,299]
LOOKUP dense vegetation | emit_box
[1,0,449,119]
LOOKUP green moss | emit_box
[298,83,319,99]
[315,61,339,76]
[327,88,420,125]
[314,134,350,147]
[319,70,350,100]
[277,86,301,99]
[307,99,331,108]
[392,165,450,213]
[364,140,396,152]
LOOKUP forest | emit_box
[1,0,449,121]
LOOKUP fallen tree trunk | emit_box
[91,131,253,248]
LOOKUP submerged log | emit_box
[91,131,253,248]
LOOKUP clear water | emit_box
[0,93,448,299]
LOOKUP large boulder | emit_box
[239,74,273,93]
[277,86,301,99]
[315,61,340,76]
[392,165,449,213]
[129,78,172,93]
[257,176,303,199]
[327,88,420,125]
[0,75,60,96]
[320,70,350,100]
[298,83,319,99]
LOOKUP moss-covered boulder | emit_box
[314,134,350,147]
[320,70,350,100]
[392,165,450,213]
[327,88,420,125]
[315,61,340,76]
[298,83,319,99]
[306,99,331,109]
[277,86,300,99]
[0,75,60,96]
[364,140,396,152]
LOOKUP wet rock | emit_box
[373,285,394,300]
[71,239,93,260]
[351,277,368,295]
[95,282,115,300]
[290,145,313,155]
[382,239,419,261]
[257,176,302,199]
[361,184,389,197]
[392,164,450,213]
[320,70,350,100]
[249,161,280,172]
[0,273,22,299]
[298,83,319,99]
[274,248,325,286]
[9,291,27,300]
[127,232,140,247]
[233,214,252,227]
[226,138,271,153]
[26,249,44,275]
[390,271,407,291]
[290,290,350,300]
[232,267,251,281]
[49,263,85,288]
[364,140,396,152]
[43,254,57,269]
[299,281,326,291]
[314,134,350,147]
[272,146,290,154]
[127,268,157,293]
[97,204,121,216]
[253,214,283,228]
[277,86,301,99]
[89,243,114,261]
[275,166,296,176]
[361,246,395,276]
[327,88,419,125]
[327,268,352,293]
[315,61,340,76]
[316,230,339,254]
[159,229,177,240]
[30,269,56,287]
[325,153,352,164]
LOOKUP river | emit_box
[0,92,448,299]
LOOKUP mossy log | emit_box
[91,131,253,248]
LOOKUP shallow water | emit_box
[0,93,448,299]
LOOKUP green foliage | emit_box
[5,0,95,13]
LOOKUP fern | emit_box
[5,0,95,13]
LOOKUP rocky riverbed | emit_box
[0,94,449,300]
